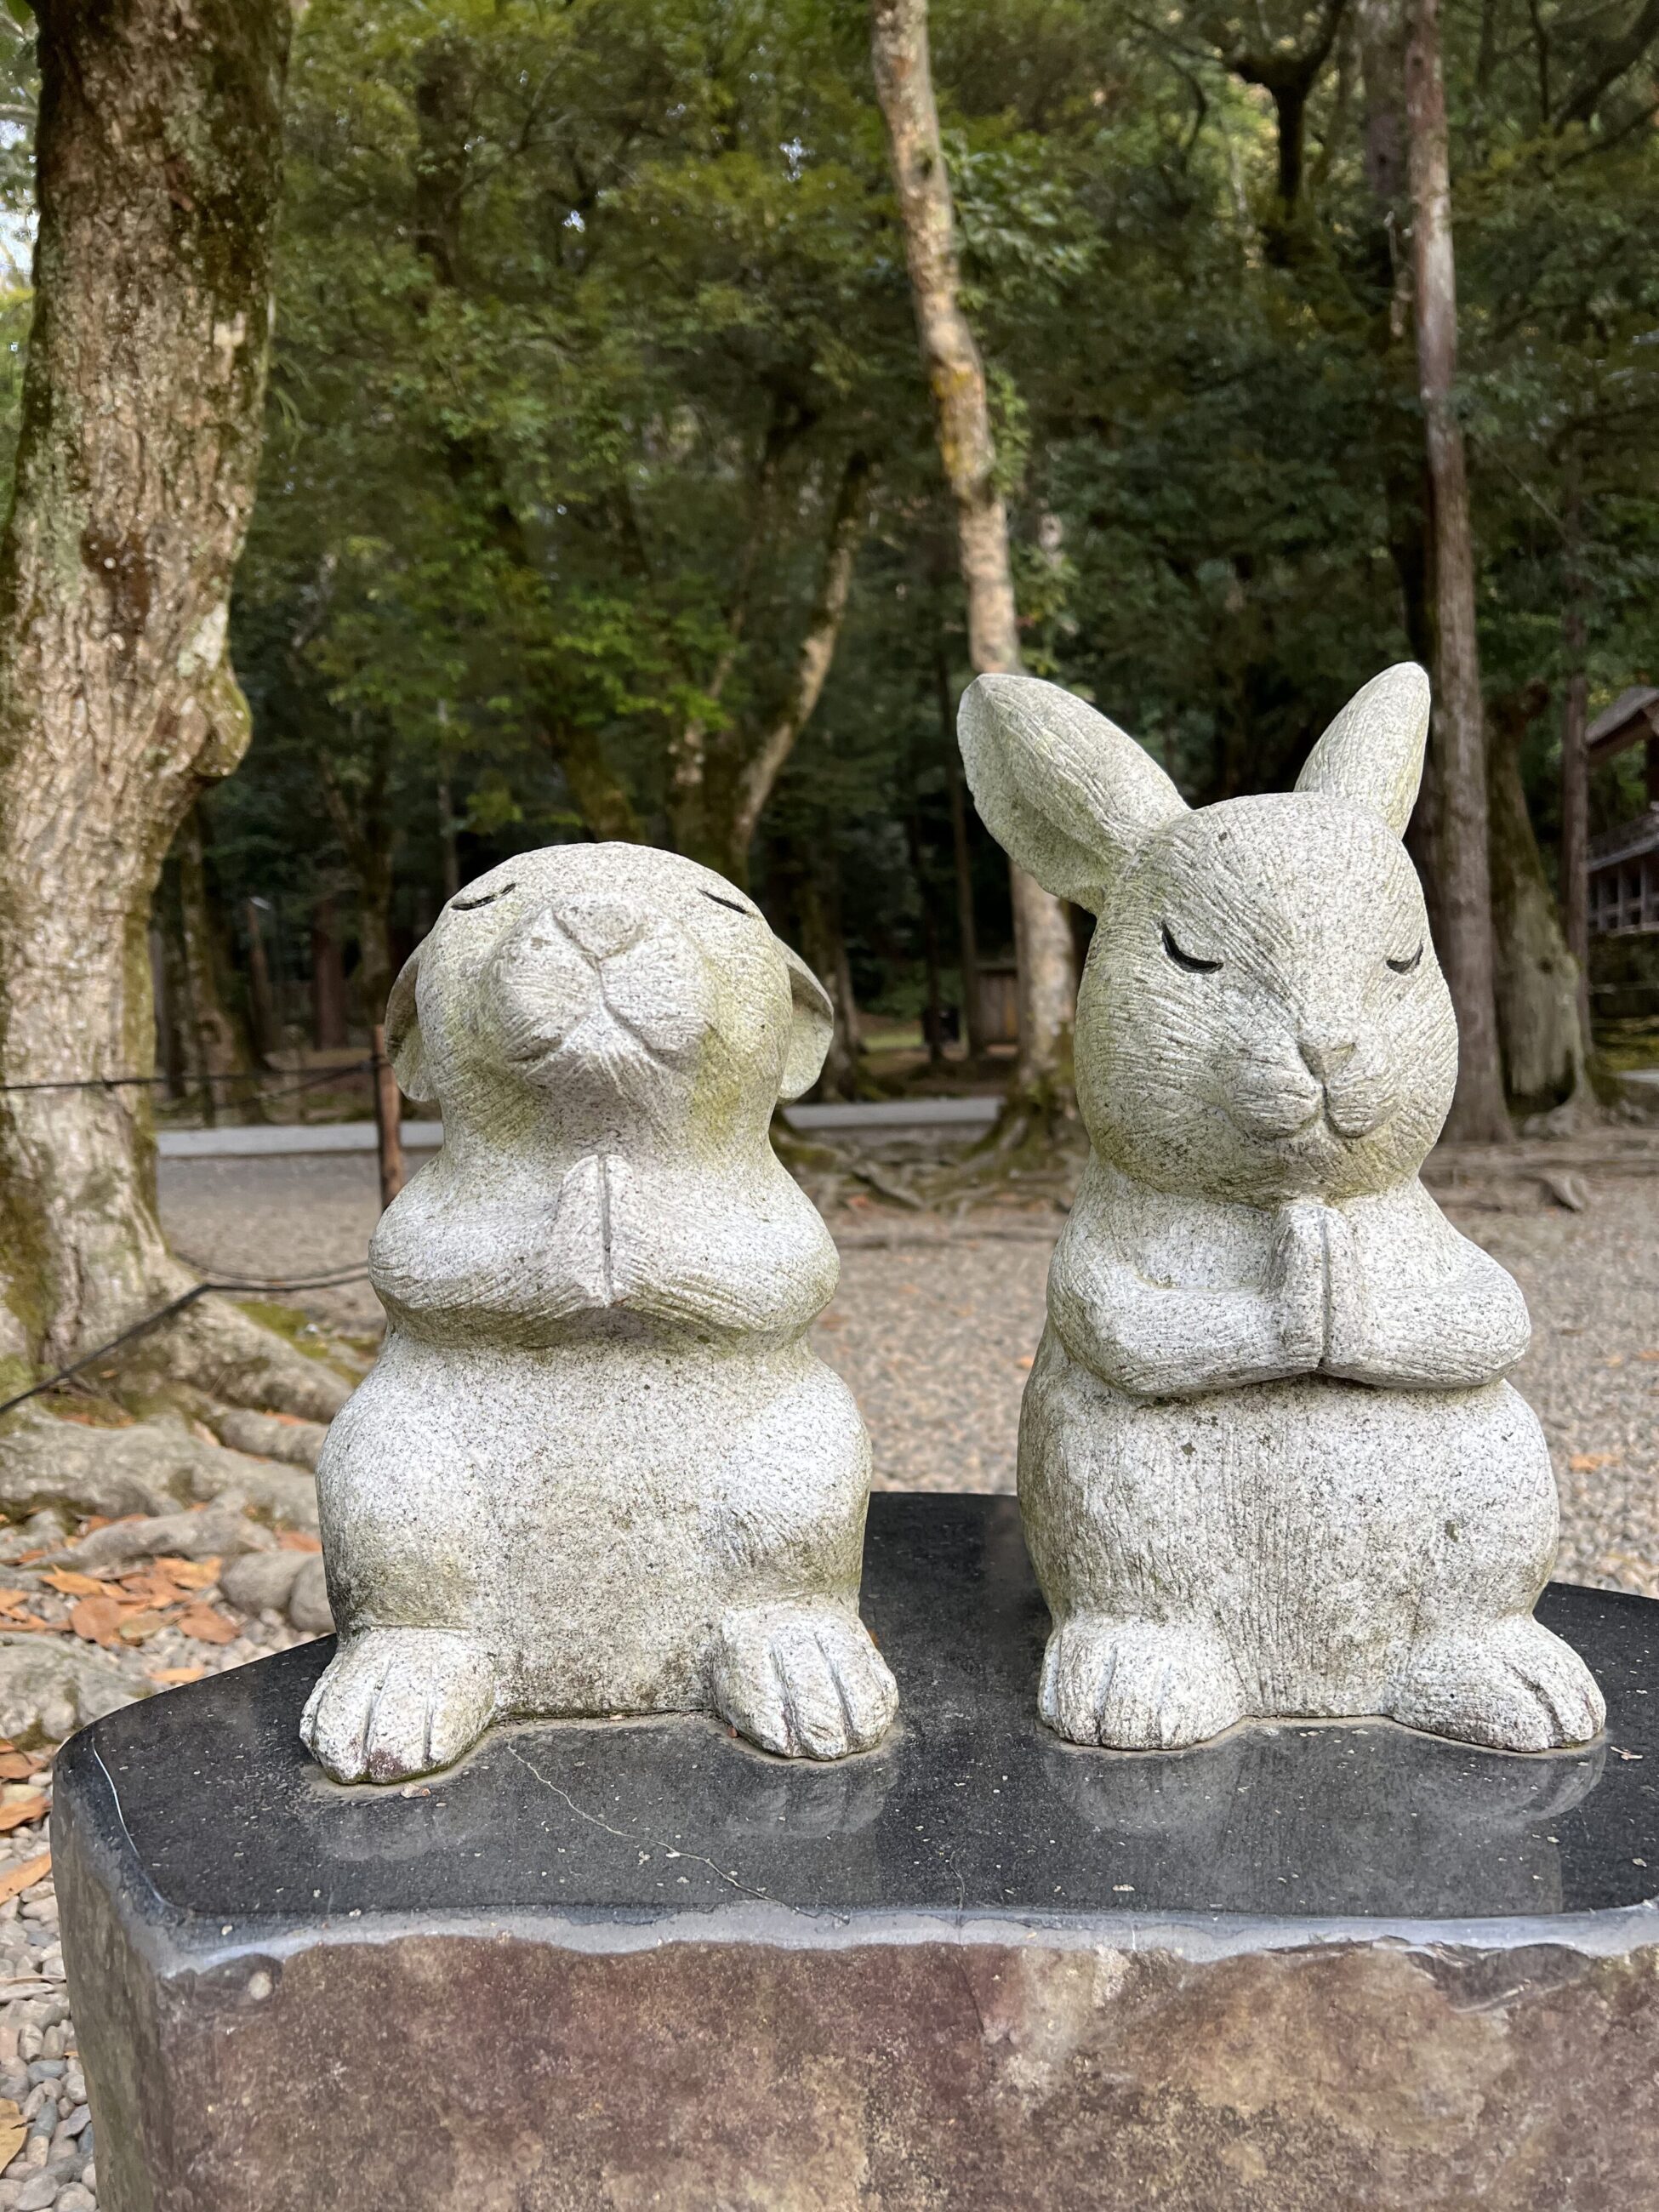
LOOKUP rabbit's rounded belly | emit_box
[316,1328,870,1717]
[1022,1339,1559,1716]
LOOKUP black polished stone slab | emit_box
[55,1495,1659,2212]
[60,1493,1659,1930]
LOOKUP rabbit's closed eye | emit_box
[1387,944,1423,975]
[453,881,517,912]
[700,888,750,916]
[1161,922,1222,974]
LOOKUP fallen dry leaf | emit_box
[153,1557,221,1590]
[0,1754,40,1783]
[0,1593,27,1616]
[0,1851,48,1907]
[1015,1354,1035,1370]
[117,1569,195,1608]
[1640,1350,1659,1364]
[70,1593,132,1648]
[0,1796,47,1833]
[1569,1452,1620,1473]
[174,1604,239,1646]
[115,1611,168,1645]
[2,1614,67,1636]
[151,1666,209,1686]
[0,2093,24,2172]
[39,1569,108,1599]
[277,1531,323,1554]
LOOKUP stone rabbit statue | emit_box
[960,664,1603,1754]
[301,844,897,1783]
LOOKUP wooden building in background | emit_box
[1587,687,1659,939]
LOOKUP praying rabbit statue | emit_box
[961,663,1603,1755]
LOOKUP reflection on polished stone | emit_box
[66,1494,1657,1929]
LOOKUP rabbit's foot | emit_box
[1388,1618,1605,1752]
[1040,1616,1246,1750]
[711,1602,898,1760]
[301,1628,501,1784]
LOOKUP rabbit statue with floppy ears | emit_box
[960,664,1603,1755]
[299,843,897,1785]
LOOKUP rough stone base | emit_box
[54,1495,1659,2210]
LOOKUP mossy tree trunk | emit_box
[1403,0,1511,1142]
[1488,686,1595,1118]
[871,0,1075,1132]
[0,0,343,1417]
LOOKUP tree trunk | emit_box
[1404,0,1510,1142]
[725,453,870,881]
[794,855,861,1102]
[244,898,277,1063]
[174,807,258,1126]
[670,450,869,889]
[1487,687,1591,1118]
[0,0,342,1416]
[311,895,350,1052]
[1560,474,1591,1034]
[318,729,397,1029]
[870,0,1075,1117]
[904,805,948,1073]
[944,725,988,1061]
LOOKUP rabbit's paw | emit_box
[711,1603,897,1760]
[1388,1619,1605,1751]
[1040,1616,1246,1750]
[301,1628,501,1783]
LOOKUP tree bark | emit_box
[668,449,869,888]
[310,895,350,1053]
[0,0,341,1414]
[727,453,870,875]
[1403,0,1510,1142]
[318,731,397,1029]
[244,898,276,1062]
[1560,474,1592,1032]
[944,701,988,1061]
[793,852,861,1102]
[1487,687,1592,1117]
[870,0,1075,1114]
[173,807,257,1125]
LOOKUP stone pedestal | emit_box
[56,1495,1659,2211]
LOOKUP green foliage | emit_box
[3,0,1659,1032]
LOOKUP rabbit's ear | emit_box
[959,675,1188,912]
[384,944,436,1103]
[1295,663,1431,835]
[777,943,835,1103]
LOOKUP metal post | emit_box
[371,1022,405,1211]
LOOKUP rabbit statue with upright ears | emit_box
[961,664,1604,1755]
[299,843,897,1784]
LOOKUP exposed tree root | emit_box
[113,1292,360,1423]
[0,1633,151,1747]
[0,1405,320,1531]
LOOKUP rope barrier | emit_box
[0,1059,373,1097]
[0,1263,373,1422]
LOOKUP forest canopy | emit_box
[7,0,1659,1078]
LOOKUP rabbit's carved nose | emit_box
[1299,1033,1357,1083]
[552,893,650,962]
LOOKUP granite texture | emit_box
[302,844,896,1783]
[54,1497,1659,2212]
[959,664,1605,1752]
